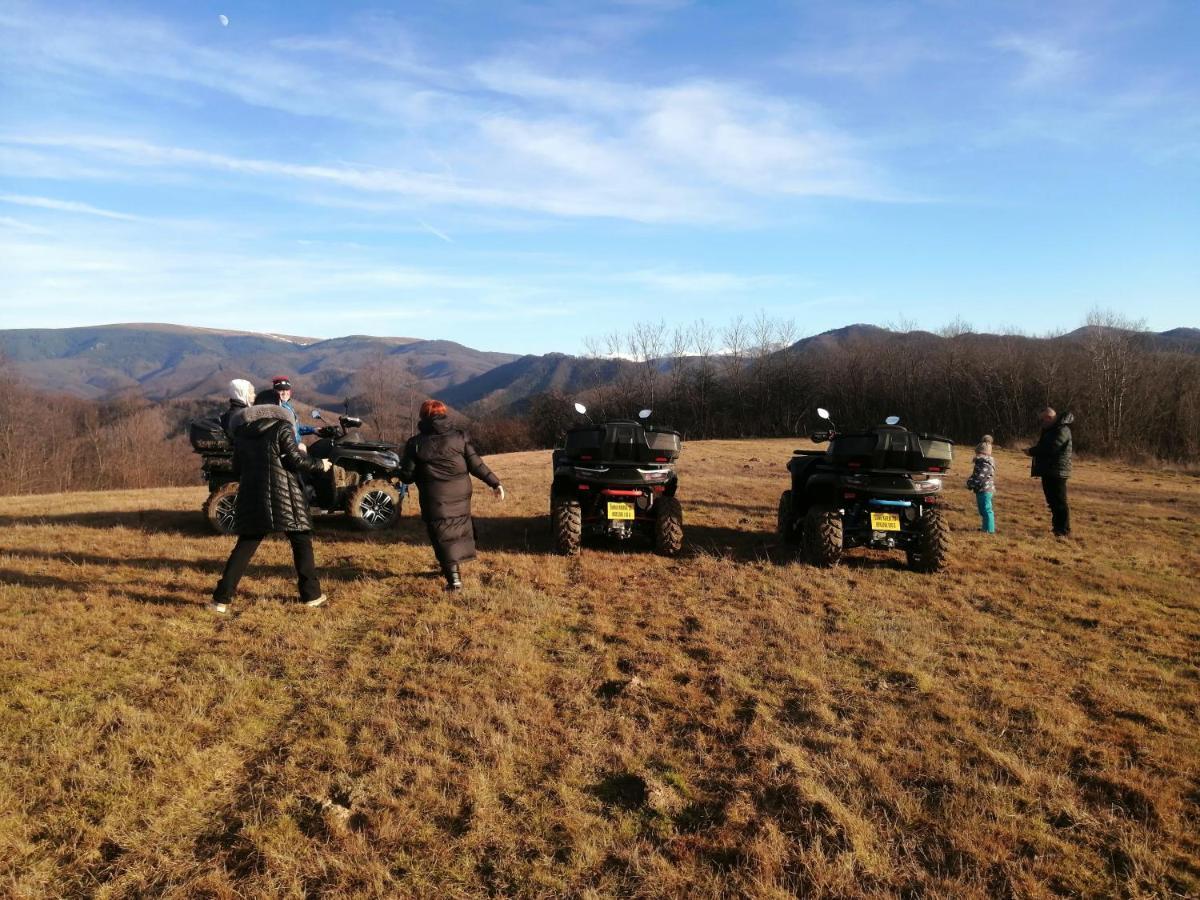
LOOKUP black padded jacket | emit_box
[1028,412,1074,479]
[400,416,499,520]
[231,404,324,534]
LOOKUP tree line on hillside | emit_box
[0,366,196,496]
[1,310,1197,497]
[467,311,1200,463]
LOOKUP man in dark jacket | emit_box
[1026,407,1074,537]
[210,389,334,613]
[400,399,504,591]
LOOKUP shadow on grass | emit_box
[0,566,196,607]
[473,515,554,554]
[1,546,396,582]
[0,508,211,536]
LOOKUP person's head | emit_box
[255,388,282,406]
[228,378,255,406]
[975,440,993,456]
[272,376,293,403]
[419,399,448,420]
[1038,407,1056,427]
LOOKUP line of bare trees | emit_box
[1,310,1196,497]
[0,366,195,496]
[561,310,1200,462]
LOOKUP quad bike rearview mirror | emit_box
[817,408,831,420]
[638,409,652,419]
[885,415,901,425]
[574,402,588,415]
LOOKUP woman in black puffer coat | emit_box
[400,400,504,591]
[210,389,333,613]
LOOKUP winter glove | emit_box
[493,484,505,500]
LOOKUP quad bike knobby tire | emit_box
[654,495,684,556]
[907,506,950,573]
[346,480,402,531]
[803,504,843,567]
[777,490,799,545]
[203,482,238,535]
[552,497,582,555]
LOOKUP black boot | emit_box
[444,564,463,592]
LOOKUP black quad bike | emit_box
[188,409,407,534]
[777,408,953,572]
[550,403,684,556]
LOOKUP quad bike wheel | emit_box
[551,497,582,555]
[346,480,402,531]
[803,504,843,567]
[654,495,684,556]
[203,482,238,535]
[907,507,950,573]
[777,490,799,545]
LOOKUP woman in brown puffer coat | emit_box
[210,389,333,613]
[400,400,504,591]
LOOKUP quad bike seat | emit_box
[339,439,400,452]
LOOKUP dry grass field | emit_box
[1,439,1198,898]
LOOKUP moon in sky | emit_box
[218,14,229,27]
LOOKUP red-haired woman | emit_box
[399,400,505,590]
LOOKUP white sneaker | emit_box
[303,594,327,608]
[208,601,229,614]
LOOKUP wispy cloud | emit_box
[994,34,1085,89]
[418,220,453,243]
[1,193,143,221]
[0,4,899,225]
[620,269,794,293]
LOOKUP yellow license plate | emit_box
[870,512,901,531]
[607,502,636,520]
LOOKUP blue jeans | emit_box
[975,492,995,533]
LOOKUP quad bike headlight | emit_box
[914,478,942,492]
[841,474,869,487]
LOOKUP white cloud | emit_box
[0,4,898,225]
[0,193,143,221]
[994,34,1085,89]
[620,269,792,293]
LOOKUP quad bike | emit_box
[550,403,684,556]
[188,409,407,534]
[777,408,953,572]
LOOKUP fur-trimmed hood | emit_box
[231,403,295,437]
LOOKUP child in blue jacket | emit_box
[966,436,997,533]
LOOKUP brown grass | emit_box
[1,440,1198,898]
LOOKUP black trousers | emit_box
[214,531,322,604]
[1041,477,1071,536]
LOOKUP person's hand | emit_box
[493,484,505,500]
[318,458,333,472]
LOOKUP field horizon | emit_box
[2,439,1198,898]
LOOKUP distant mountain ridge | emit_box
[0,323,517,407]
[2,321,1196,413]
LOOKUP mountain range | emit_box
[3,322,1197,416]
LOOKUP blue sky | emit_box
[1,0,1196,352]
